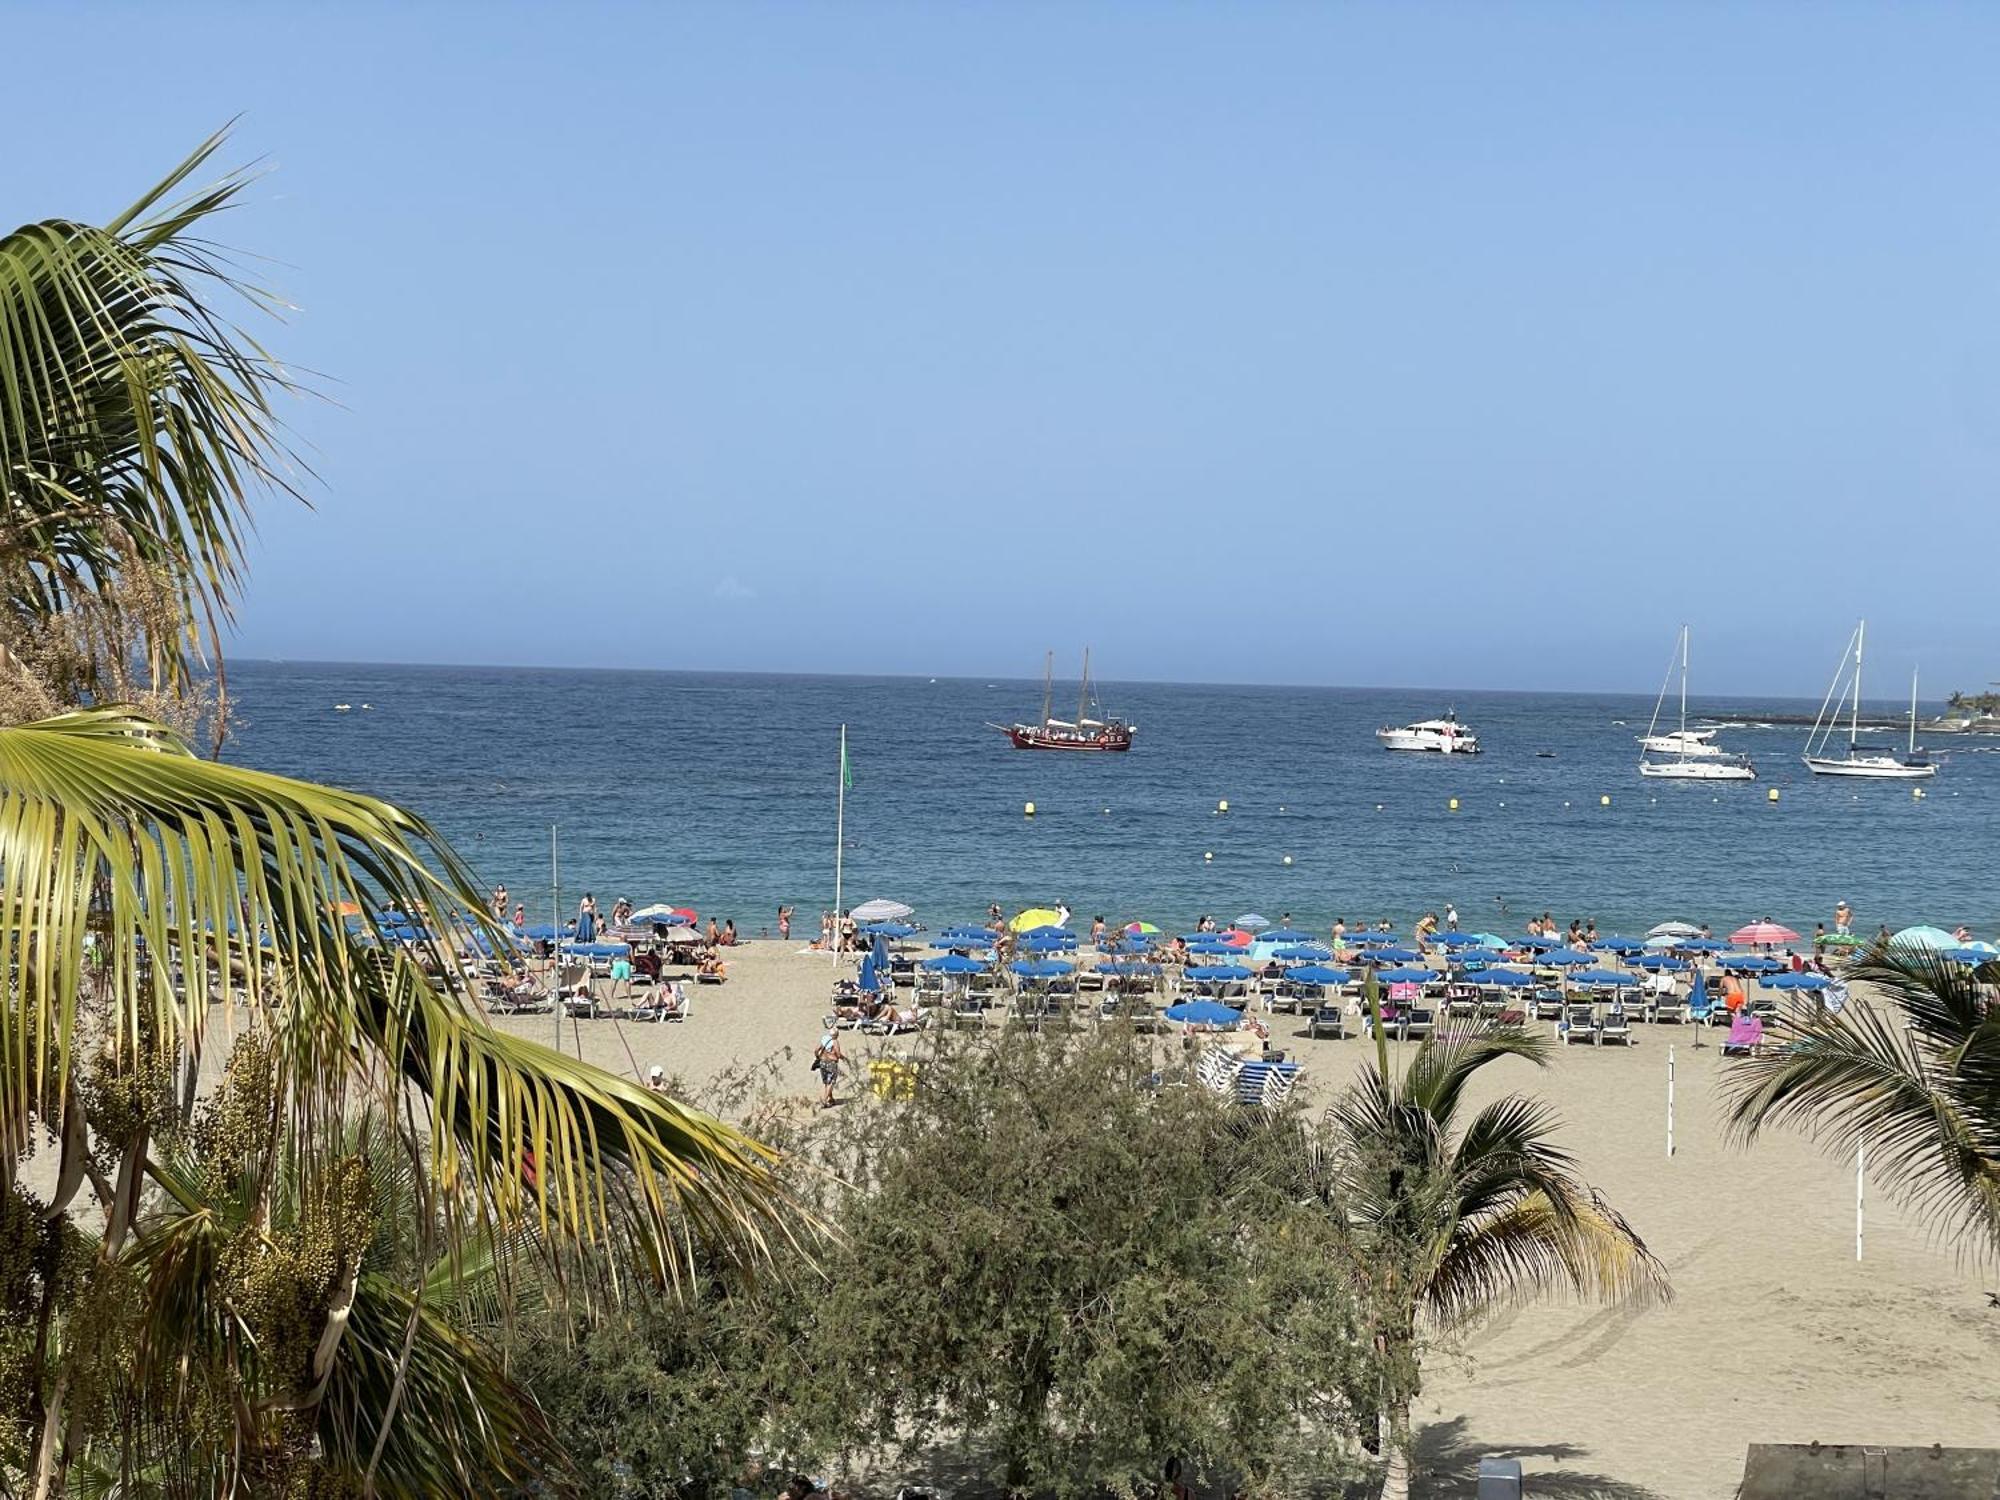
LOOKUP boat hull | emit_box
[1377,727,1481,754]
[1640,759,1756,781]
[1005,725,1134,752]
[1802,755,1935,779]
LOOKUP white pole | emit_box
[1856,1140,1866,1261]
[1667,1044,1675,1157]
[833,724,847,962]
[551,823,561,1054]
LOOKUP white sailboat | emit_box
[1802,621,1935,779]
[1639,626,1755,781]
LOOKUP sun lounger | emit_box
[1721,1014,1765,1056]
[631,982,689,1022]
[1445,984,1480,1019]
[562,991,600,1019]
[1307,1003,1346,1040]
[1561,1002,1598,1044]
[1196,1048,1245,1096]
[1533,988,1566,1022]
[1598,1006,1634,1045]
[1651,993,1687,1023]
[1234,1059,1301,1107]
[1399,1005,1436,1042]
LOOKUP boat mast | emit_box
[1910,665,1919,755]
[1077,647,1092,725]
[1641,628,1677,762]
[1039,650,1053,728]
[1850,620,1865,752]
[1678,626,1689,747]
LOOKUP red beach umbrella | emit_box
[1730,921,1799,946]
[1221,928,1253,948]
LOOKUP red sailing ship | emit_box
[994,650,1135,752]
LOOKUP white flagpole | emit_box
[551,823,561,1054]
[833,724,847,961]
[1666,1045,1675,1157]
[1856,1140,1866,1261]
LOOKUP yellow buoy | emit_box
[1913,787,1926,799]
[1024,801,1036,817]
[1203,851,1213,862]
[1448,797,1460,811]
[1217,798,1230,814]
[1282,854,1293,866]
[1600,794,1611,807]
[1767,787,1779,802]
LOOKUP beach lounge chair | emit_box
[631,982,689,1022]
[1598,1006,1634,1046]
[1234,1059,1301,1107]
[1533,987,1566,1023]
[1196,1048,1244,1096]
[1307,1003,1346,1040]
[1651,992,1687,1024]
[562,990,600,1019]
[1561,1002,1598,1044]
[1400,1005,1436,1042]
[1721,1014,1765,1056]
[1445,984,1480,1019]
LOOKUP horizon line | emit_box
[217,654,1952,707]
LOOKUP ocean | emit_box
[223,661,1998,940]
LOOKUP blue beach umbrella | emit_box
[522,923,564,941]
[1187,964,1253,982]
[859,922,917,938]
[1259,927,1315,944]
[1512,934,1557,951]
[1476,968,1535,988]
[858,948,884,993]
[1366,947,1423,964]
[1570,969,1632,988]
[1680,937,1729,952]
[1376,967,1440,984]
[1010,959,1075,979]
[1452,949,1509,966]
[922,953,986,973]
[1354,933,1404,947]
[1435,932,1483,948]
[1945,947,1999,965]
[1273,944,1333,962]
[1720,955,1784,973]
[1163,999,1244,1025]
[1020,931,1078,953]
[1287,965,1351,986]
[559,941,631,958]
[1633,954,1690,971]
[1762,971,1832,989]
[1541,948,1594,967]
[1595,936,1646,954]
[1186,939,1237,956]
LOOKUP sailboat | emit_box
[994,650,1135,752]
[1803,621,1935,779]
[1639,626,1755,780]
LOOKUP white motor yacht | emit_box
[1377,714,1481,754]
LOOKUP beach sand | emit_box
[497,941,2000,1498]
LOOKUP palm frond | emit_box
[1398,1024,1548,1134]
[1425,1189,1667,1329]
[0,125,302,693]
[1726,948,2000,1254]
[0,709,798,1276]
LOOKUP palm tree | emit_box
[1726,943,2000,1258]
[1314,1021,1668,1500]
[1,709,798,1498]
[0,128,297,720]
[0,138,800,1496]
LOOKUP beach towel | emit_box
[1723,1014,1763,1052]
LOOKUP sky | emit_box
[9,3,2000,695]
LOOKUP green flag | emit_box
[841,735,852,792]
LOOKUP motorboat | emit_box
[1377,713,1481,754]
[1802,622,1935,779]
[1638,627,1755,780]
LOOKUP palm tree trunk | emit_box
[1379,1401,1413,1500]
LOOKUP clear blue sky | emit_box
[11,4,2000,695]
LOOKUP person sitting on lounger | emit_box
[697,951,726,981]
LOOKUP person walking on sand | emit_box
[778,906,793,941]
[1834,899,1852,936]
[812,1031,844,1109]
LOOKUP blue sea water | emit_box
[223,661,1999,940]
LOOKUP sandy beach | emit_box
[494,940,2000,1498]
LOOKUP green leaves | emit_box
[1726,943,2000,1257]
[0,128,302,700]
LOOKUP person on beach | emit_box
[1331,918,1347,950]
[777,906,793,941]
[722,919,738,946]
[611,896,632,927]
[812,1031,844,1109]
[1444,902,1458,931]
[706,917,721,947]
[575,894,596,944]
[511,904,526,932]
[609,951,633,1002]
[646,1064,666,1093]
[818,911,833,949]
[1090,915,1106,947]
[491,884,508,919]
[1835,899,1852,935]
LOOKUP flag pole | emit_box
[551,823,561,1055]
[833,724,847,962]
